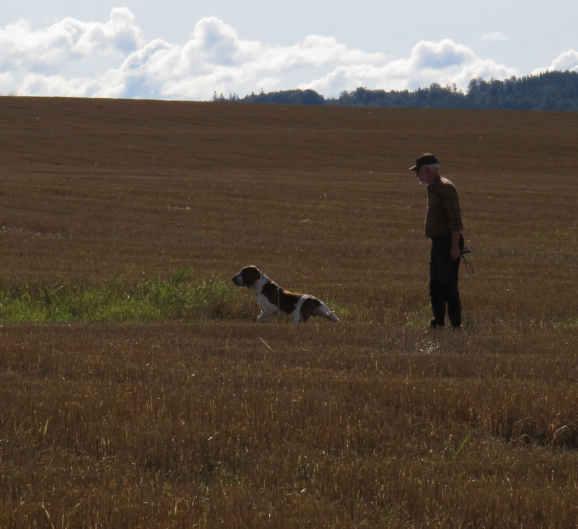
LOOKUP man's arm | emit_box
[442,185,463,260]
[451,230,462,261]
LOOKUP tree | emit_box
[219,71,578,112]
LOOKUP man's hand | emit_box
[451,231,462,261]
[450,245,461,261]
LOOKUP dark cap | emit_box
[409,153,440,171]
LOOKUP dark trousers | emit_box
[430,235,463,327]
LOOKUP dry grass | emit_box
[0,97,577,528]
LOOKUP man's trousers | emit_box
[429,235,463,327]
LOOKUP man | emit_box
[409,153,464,329]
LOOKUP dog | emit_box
[232,265,339,324]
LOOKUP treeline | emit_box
[214,71,578,111]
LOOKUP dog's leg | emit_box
[292,311,302,325]
[315,302,339,322]
[257,307,278,323]
[257,310,270,323]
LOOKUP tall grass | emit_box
[0,269,251,323]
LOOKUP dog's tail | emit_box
[315,302,339,322]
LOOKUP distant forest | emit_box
[215,71,578,111]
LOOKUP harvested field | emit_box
[0,96,577,528]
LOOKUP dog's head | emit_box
[232,265,263,288]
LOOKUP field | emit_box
[0,96,577,528]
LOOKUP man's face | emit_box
[416,165,436,185]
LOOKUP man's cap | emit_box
[409,153,440,171]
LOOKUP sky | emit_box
[1,0,577,100]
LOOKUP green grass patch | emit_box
[0,269,253,323]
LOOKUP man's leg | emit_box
[429,279,446,327]
[430,238,449,327]
[447,257,462,328]
[447,280,461,327]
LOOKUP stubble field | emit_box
[0,97,577,528]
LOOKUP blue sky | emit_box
[1,0,577,100]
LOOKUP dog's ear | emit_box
[241,265,261,287]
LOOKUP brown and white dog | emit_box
[232,265,339,324]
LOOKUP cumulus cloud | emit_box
[0,8,143,74]
[303,39,516,95]
[0,71,14,94]
[542,49,578,72]
[0,9,570,100]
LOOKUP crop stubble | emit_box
[0,97,577,528]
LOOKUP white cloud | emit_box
[0,10,571,100]
[542,49,578,72]
[17,72,102,97]
[0,8,143,74]
[190,17,244,66]
[0,71,14,94]
[410,39,476,70]
[303,39,516,96]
